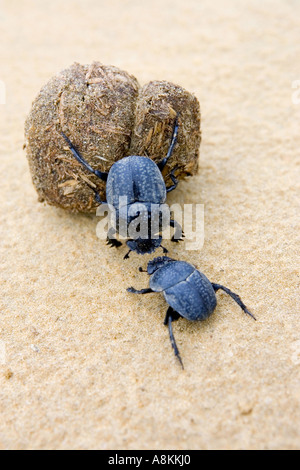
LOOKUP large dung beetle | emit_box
[62,117,183,258]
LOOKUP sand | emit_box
[0,0,299,450]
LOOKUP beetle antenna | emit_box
[212,283,256,321]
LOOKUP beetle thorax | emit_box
[112,201,170,240]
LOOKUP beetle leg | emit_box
[86,183,106,204]
[166,167,179,193]
[61,132,108,182]
[127,287,154,294]
[123,249,132,259]
[157,115,179,172]
[106,227,122,248]
[138,267,147,272]
[170,219,184,242]
[164,307,184,369]
[212,283,256,321]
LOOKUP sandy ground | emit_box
[0,0,299,450]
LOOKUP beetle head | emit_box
[126,237,163,255]
[147,256,176,274]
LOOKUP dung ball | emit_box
[25,62,201,213]
[130,80,201,181]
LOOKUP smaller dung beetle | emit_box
[61,117,183,259]
[127,256,256,369]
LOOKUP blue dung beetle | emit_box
[61,117,183,259]
[127,256,256,369]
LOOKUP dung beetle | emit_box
[61,117,183,258]
[127,256,256,369]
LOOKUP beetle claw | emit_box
[106,237,122,248]
[171,235,184,243]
